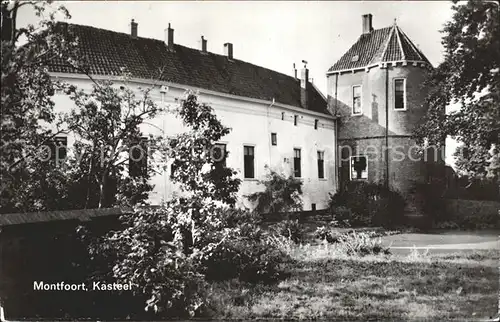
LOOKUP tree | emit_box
[0,0,79,213]
[247,167,303,214]
[62,78,165,208]
[415,0,500,182]
[88,92,242,316]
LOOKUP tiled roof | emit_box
[328,24,431,73]
[49,23,330,115]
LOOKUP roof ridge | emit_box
[394,25,406,61]
[61,21,304,88]
[379,24,396,63]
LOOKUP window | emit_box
[129,137,148,177]
[311,203,316,211]
[350,156,368,180]
[271,133,277,146]
[394,78,406,110]
[293,148,301,178]
[281,112,285,120]
[244,145,255,178]
[314,119,319,130]
[352,85,362,115]
[317,151,325,179]
[212,143,227,167]
[294,115,298,126]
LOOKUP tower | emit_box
[326,14,444,199]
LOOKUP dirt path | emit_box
[381,231,499,254]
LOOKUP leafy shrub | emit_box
[271,219,304,243]
[314,226,342,243]
[433,221,461,230]
[335,231,391,256]
[453,212,500,230]
[411,181,448,221]
[198,227,289,284]
[328,181,406,227]
[247,168,303,214]
[328,206,353,227]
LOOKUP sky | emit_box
[18,1,459,165]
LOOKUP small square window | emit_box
[311,203,316,211]
[271,133,277,146]
[314,119,319,130]
[294,115,298,126]
[281,112,285,120]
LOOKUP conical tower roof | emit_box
[328,22,431,73]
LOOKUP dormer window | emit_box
[351,55,359,62]
[352,85,362,115]
[394,78,406,110]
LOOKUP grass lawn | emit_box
[209,247,499,320]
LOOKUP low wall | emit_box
[444,199,500,219]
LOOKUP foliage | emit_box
[328,182,406,227]
[334,231,391,256]
[60,78,166,208]
[448,175,500,201]
[410,181,448,221]
[270,219,304,243]
[0,0,80,213]
[314,226,342,243]
[198,228,289,284]
[415,0,500,183]
[434,213,499,230]
[326,205,353,228]
[86,92,248,317]
[247,167,303,214]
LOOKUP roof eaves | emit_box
[326,62,380,75]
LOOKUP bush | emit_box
[444,213,500,230]
[328,206,353,227]
[314,226,342,243]
[247,168,303,214]
[328,182,406,227]
[198,225,289,284]
[335,231,391,256]
[270,219,304,243]
[411,181,448,221]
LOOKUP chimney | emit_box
[362,14,373,34]
[165,23,174,48]
[201,36,207,52]
[130,19,138,38]
[293,63,297,79]
[300,61,309,109]
[224,43,233,60]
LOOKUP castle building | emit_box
[47,20,337,210]
[14,12,443,210]
[327,14,444,198]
